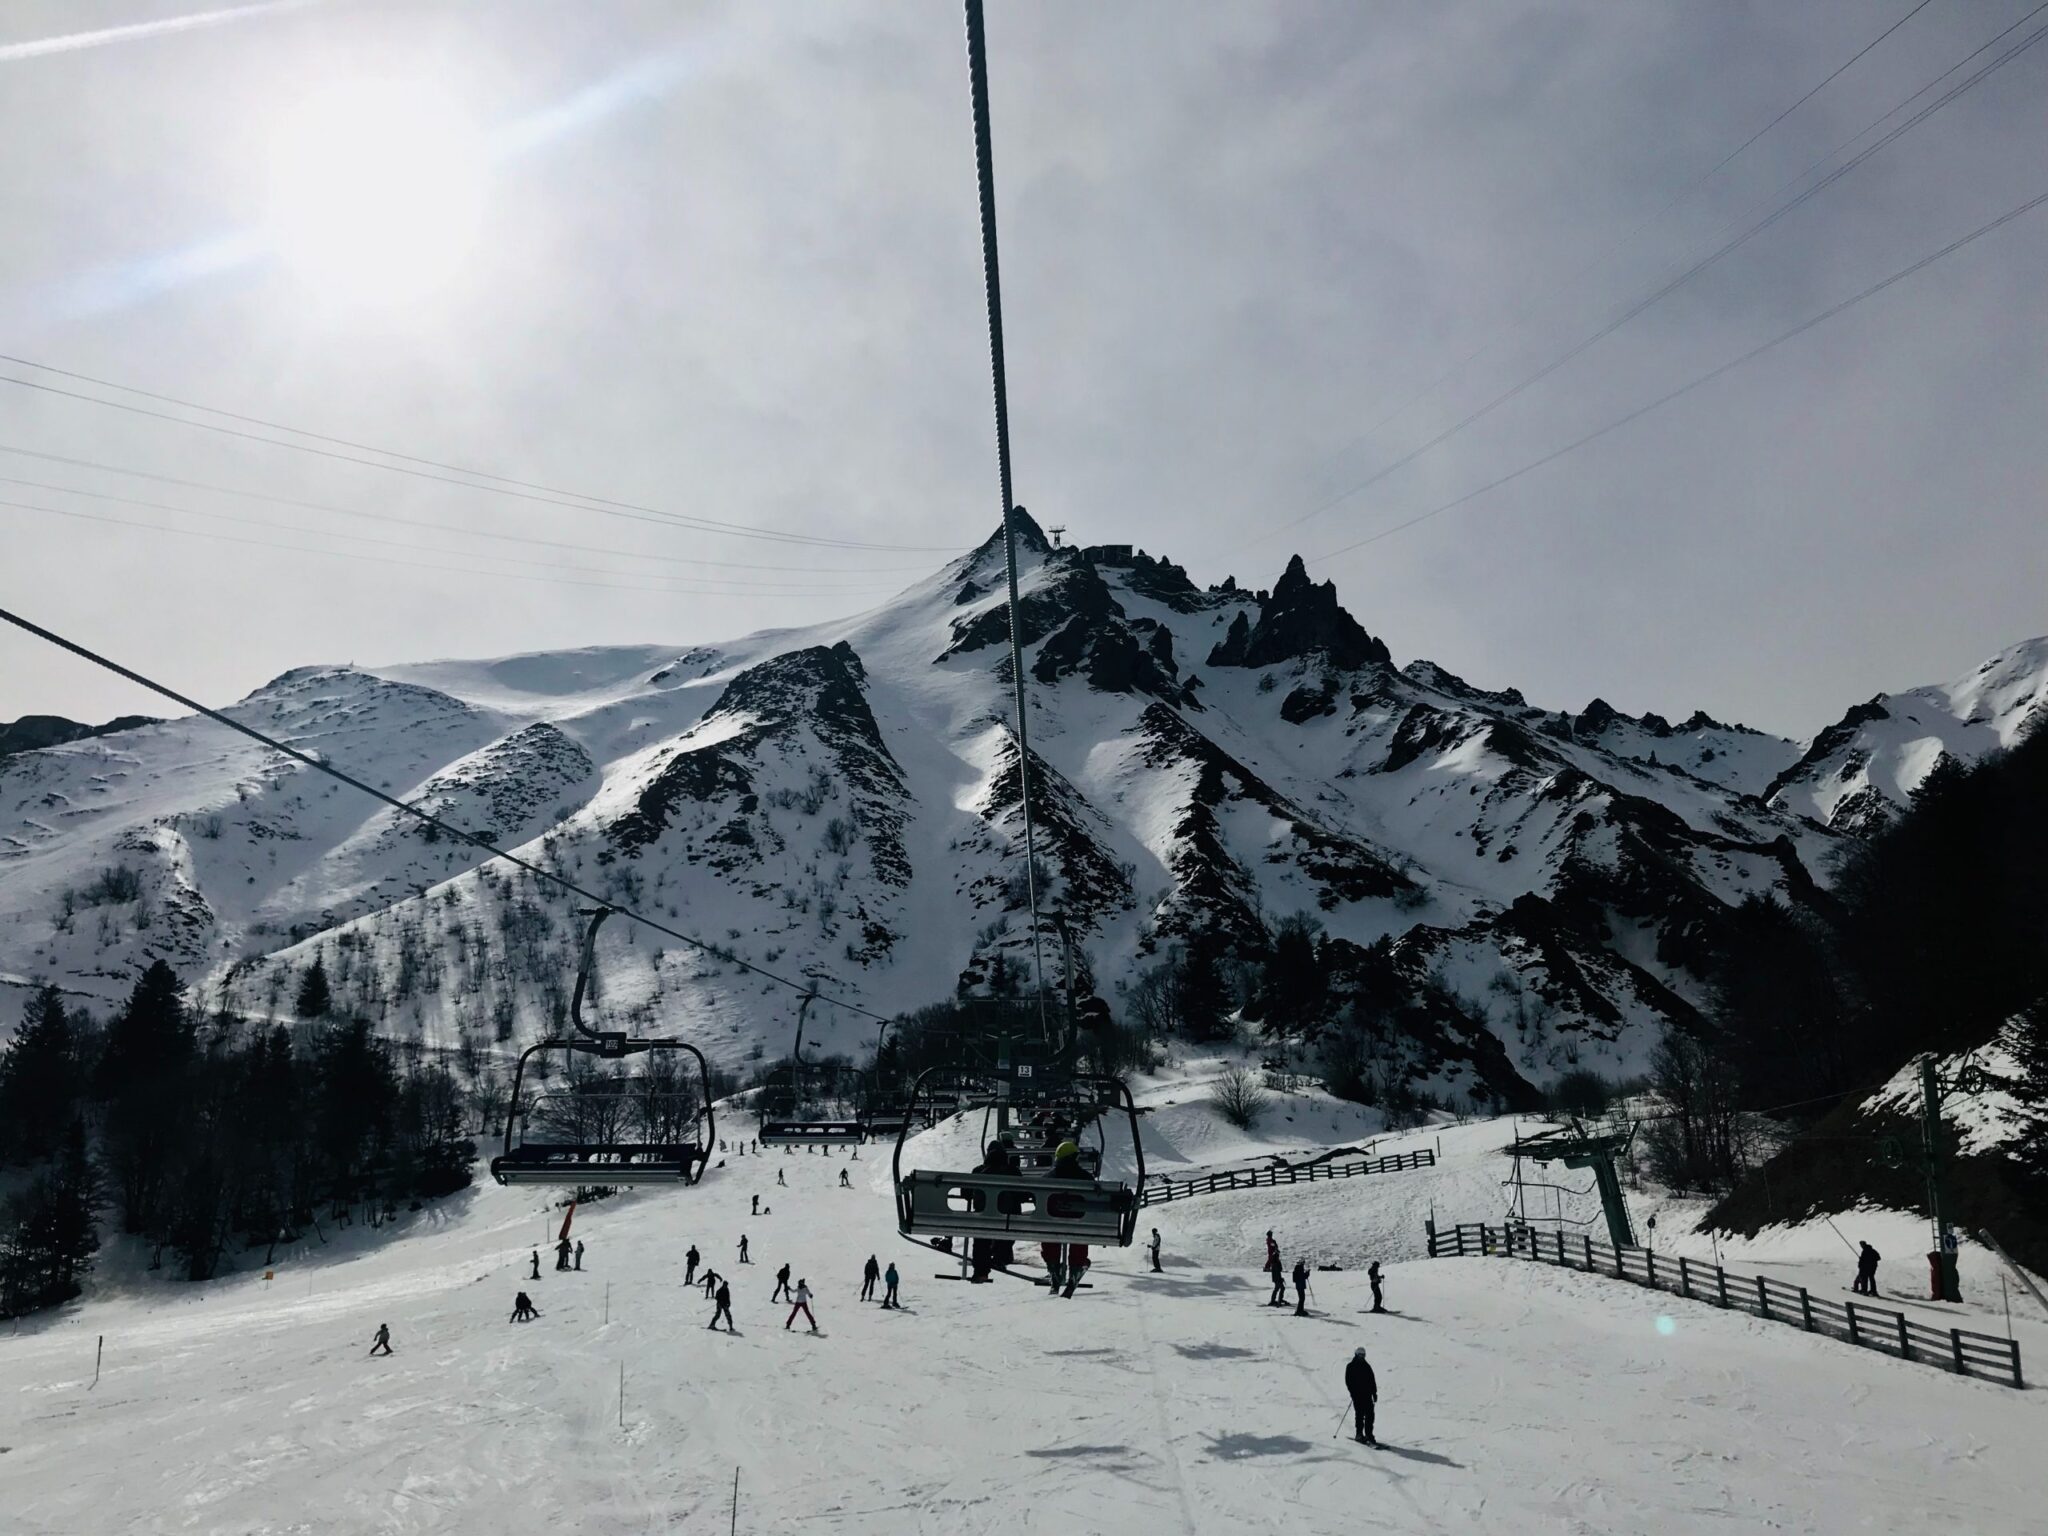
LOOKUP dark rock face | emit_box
[0,714,157,762]
[940,554,1117,664]
[1279,676,1340,724]
[1204,556,1391,672]
[1762,697,1894,811]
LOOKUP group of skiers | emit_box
[525,1238,584,1279]
[1261,1231,1388,1319]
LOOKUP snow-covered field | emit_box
[6,1091,2041,1535]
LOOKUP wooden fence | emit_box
[1427,1222,2023,1389]
[1138,1147,1436,1207]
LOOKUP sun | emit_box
[263,79,491,306]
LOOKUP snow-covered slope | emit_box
[1764,636,2048,834]
[4,1094,2040,1535]
[4,513,2039,1101]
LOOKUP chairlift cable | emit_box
[0,604,893,1025]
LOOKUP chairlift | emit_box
[892,1063,1141,1249]
[758,989,871,1147]
[490,909,715,1186]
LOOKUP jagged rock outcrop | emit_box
[1206,555,1391,671]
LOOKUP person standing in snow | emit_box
[1265,1238,1286,1308]
[1041,1140,1093,1298]
[862,1255,881,1302]
[772,1262,794,1302]
[1292,1258,1311,1316]
[708,1278,735,1332]
[511,1292,539,1323]
[1368,1261,1385,1313]
[882,1261,901,1309]
[574,1239,585,1272]
[1854,1242,1881,1296]
[738,1234,751,1264]
[1149,1228,1163,1273]
[839,1167,851,1188]
[1345,1348,1378,1446]
[785,1278,818,1333]
[685,1245,700,1286]
[556,1237,573,1272]
[752,1194,760,1215]
[528,1249,541,1281]
[699,1267,721,1299]
[777,1168,786,1187]
[369,1322,393,1356]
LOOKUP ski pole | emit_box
[1821,1215,1858,1257]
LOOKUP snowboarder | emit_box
[510,1292,539,1323]
[369,1322,393,1356]
[1149,1228,1163,1273]
[1369,1260,1385,1313]
[1854,1241,1881,1296]
[685,1245,700,1285]
[1292,1258,1311,1316]
[785,1278,818,1333]
[528,1249,541,1281]
[738,1235,751,1264]
[573,1239,584,1272]
[1345,1347,1378,1445]
[862,1254,880,1302]
[555,1237,572,1272]
[772,1263,793,1302]
[882,1261,901,1309]
[1265,1238,1286,1307]
[839,1168,851,1188]
[708,1278,735,1332]
[752,1194,760,1215]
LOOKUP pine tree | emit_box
[96,961,194,1236]
[1174,933,1231,1041]
[0,985,81,1163]
[296,958,332,1019]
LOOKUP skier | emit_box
[574,1239,585,1272]
[685,1245,700,1286]
[699,1267,721,1299]
[773,1263,794,1302]
[1345,1347,1379,1446]
[555,1237,572,1272]
[528,1249,541,1281]
[1149,1228,1163,1274]
[1368,1260,1385,1313]
[882,1261,901,1310]
[368,1322,393,1357]
[862,1254,881,1302]
[708,1277,735,1333]
[752,1194,760,1215]
[1265,1238,1287,1307]
[510,1292,539,1323]
[1043,1140,1092,1298]
[1854,1241,1881,1296]
[1292,1257,1311,1316]
[739,1234,751,1264]
[751,1138,758,1154]
[777,1168,786,1187]
[785,1277,818,1333]
[839,1168,851,1188]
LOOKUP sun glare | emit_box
[264,80,490,306]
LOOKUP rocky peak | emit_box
[1206,555,1390,672]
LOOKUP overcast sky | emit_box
[1,0,2042,738]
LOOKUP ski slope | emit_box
[4,1107,2041,1535]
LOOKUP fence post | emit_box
[1583,1234,1593,1270]
[1481,1228,1493,1257]
[1616,1244,1626,1281]
[2013,1343,2024,1390]
[1679,1256,1690,1298]
[1716,1267,1728,1308]
[1896,1314,1910,1361]
[1847,1303,1860,1346]
[1757,1276,1769,1318]
[1645,1251,1656,1289]
[1800,1288,1813,1331]
[1950,1330,1965,1375]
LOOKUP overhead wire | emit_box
[0,444,938,576]
[1304,183,2048,565]
[0,603,894,1024]
[0,368,963,553]
[1257,1,2048,550]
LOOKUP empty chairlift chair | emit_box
[756,992,870,1147]
[490,909,715,1186]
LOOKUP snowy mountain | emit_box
[1762,636,2048,835]
[4,512,2042,1104]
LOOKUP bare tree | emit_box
[1211,1065,1271,1131]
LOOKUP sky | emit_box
[0,0,2042,739]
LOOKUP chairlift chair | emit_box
[757,990,872,1147]
[490,909,715,1186]
[892,1065,1142,1250]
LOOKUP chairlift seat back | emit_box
[896,1168,1135,1247]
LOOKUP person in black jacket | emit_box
[862,1254,881,1302]
[1265,1239,1286,1307]
[971,1138,1020,1283]
[708,1278,735,1332]
[1292,1258,1311,1316]
[528,1249,541,1281]
[1368,1260,1385,1313]
[1854,1242,1881,1296]
[1345,1347,1378,1445]
[684,1245,700,1286]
